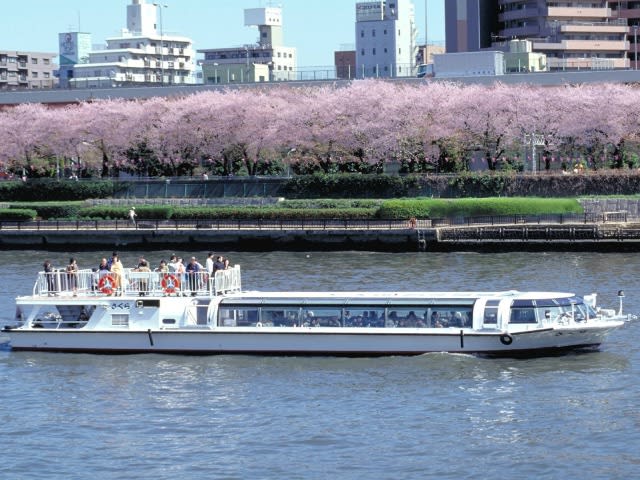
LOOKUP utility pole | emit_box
[153,3,168,85]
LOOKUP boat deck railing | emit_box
[32,265,242,298]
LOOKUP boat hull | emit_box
[5,323,621,357]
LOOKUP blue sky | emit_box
[1,0,445,67]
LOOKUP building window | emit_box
[384,48,388,53]
[372,29,376,37]
[32,72,38,78]
[44,72,50,78]
[384,29,388,35]
[361,49,365,56]
[398,29,401,36]
[373,48,376,55]
[361,30,364,38]
[32,58,38,64]
[43,59,50,65]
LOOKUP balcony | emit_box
[546,56,629,70]
[547,7,611,19]
[499,8,542,22]
[534,39,629,52]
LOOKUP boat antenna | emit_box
[617,290,625,316]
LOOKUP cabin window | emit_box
[509,300,538,324]
[343,308,385,327]
[302,307,342,327]
[218,307,259,327]
[483,300,500,325]
[418,307,473,328]
[262,308,300,327]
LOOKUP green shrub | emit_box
[0,208,37,221]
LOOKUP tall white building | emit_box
[355,0,418,78]
[70,0,196,88]
[199,7,297,84]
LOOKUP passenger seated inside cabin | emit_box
[406,311,418,327]
[431,311,443,328]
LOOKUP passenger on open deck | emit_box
[43,259,56,296]
[135,260,151,296]
[110,254,124,295]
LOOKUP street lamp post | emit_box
[153,3,168,85]
[524,133,545,174]
[634,25,638,70]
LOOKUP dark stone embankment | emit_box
[2,224,640,252]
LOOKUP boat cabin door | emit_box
[186,299,211,326]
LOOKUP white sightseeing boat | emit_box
[2,265,631,357]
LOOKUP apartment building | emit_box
[355,0,418,78]
[446,1,630,70]
[0,50,57,90]
[70,0,196,88]
[199,7,297,84]
[611,1,640,68]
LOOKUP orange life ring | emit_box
[98,274,117,295]
[161,274,180,294]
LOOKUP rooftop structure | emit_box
[198,7,297,84]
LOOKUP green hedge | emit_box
[78,206,173,220]
[10,202,84,219]
[0,208,37,221]
[282,174,410,198]
[0,180,121,202]
[171,207,378,220]
[278,199,382,209]
[377,197,584,219]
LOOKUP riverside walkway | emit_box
[1,214,640,251]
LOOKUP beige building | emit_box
[0,50,57,90]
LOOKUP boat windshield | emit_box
[510,297,596,325]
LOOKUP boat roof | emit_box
[222,290,577,301]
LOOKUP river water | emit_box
[1,250,639,480]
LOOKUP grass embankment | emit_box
[377,197,583,219]
[0,197,583,221]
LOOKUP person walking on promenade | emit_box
[129,206,137,227]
